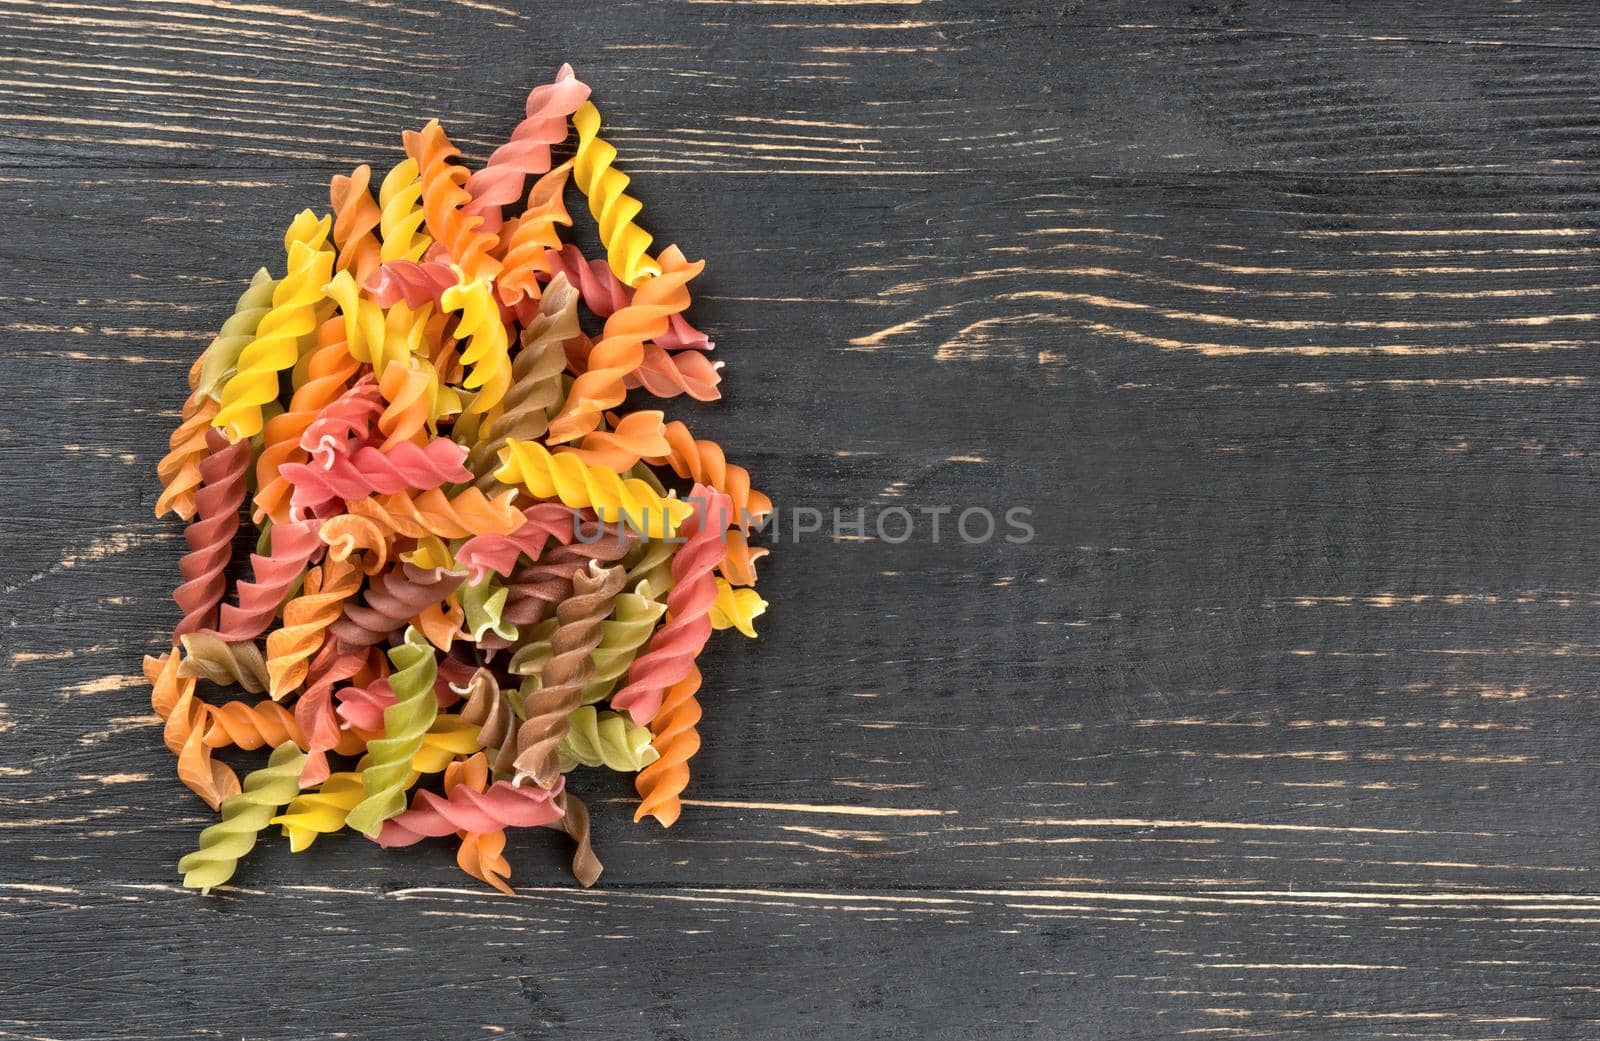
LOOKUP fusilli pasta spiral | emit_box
[210,519,324,642]
[345,486,524,541]
[330,562,465,649]
[466,274,577,485]
[266,557,362,699]
[253,316,360,524]
[571,100,658,287]
[511,562,625,788]
[558,706,659,773]
[545,246,702,445]
[214,211,334,442]
[495,438,691,537]
[496,162,574,306]
[177,632,269,694]
[633,664,703,828]
[178,742,307,890]
[194,268,278,403]
[440,272,512,416]
[709,578,767,638]
[610,487,729,724]
[463,64,588,236]
[172,430,249,639]
[377,157,431,264]
[145,650,238,810]
[345,628,438,837]
[403,119,499,283]
[330,164,382,284]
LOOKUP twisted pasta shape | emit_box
[633,664,702,828]
[155,392,220,522]
[345,628,439,837]
[210,519,323,641]
[457,826,514,895]
[214,211,334,442]
[172,430,249,639]
[415,592,466,652]
[324,269,388,375]
[503,528,633,628]
[347,486,525,541]
[633,342,723,402]
[497,162,574,305]
[283,438,471,517]
[454,502,586,584]
[558,706,659,773]
[571,100,658,287]
[467,275,578,486]
[177,631,269,693]
[201,698,303,751]
[720,528,769,588]
[195,268,278,402]
[334,677,396,733]
[178,742,307,891]
[463,64,588,235]
[410,714,483,772]
[610,487,729,724]
[254,316,360,525]
[440,272,512,416]
[540,243,630,315]
[413,594,462,650]
[496,438,691,538]
[330,562,465,648]
[270,711,477,851]
[557,410,669,473]
[376,357,437,450]
[648,420,771,530]
[539,244,711,351]
[432,753,514,894]
[145,650,238,810]
[295,636,374,786]
[625,245,721,402]
[579,579,667,705]
[402,534,455,573]
[461,576,515,643]
[403,119,499,282]
[456,668,518,776]
[364,259,456,311]
[336,656,465,731]
[507,619,557,685]
[375,776,565,846]
[378,156,431,264]
[554,789,602,888]
[710,578,767,638]
[546,246,702,444]
[266,557,362,699]
[318,513,389,574]
[300,372,382,463]
[366,262,454,327]
[330,164,382,284]
[511,561,626,788]
[271,769,363,852]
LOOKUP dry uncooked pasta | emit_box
[151,65,771,893]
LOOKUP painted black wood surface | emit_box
[4,2,1600,1038]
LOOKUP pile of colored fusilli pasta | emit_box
[148,65,770,893]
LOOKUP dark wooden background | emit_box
[5,1,1600,1037]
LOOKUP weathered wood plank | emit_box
[4,2,1600,174]
[2,881,1598,1041]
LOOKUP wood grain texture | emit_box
[3,2,1600,1038]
